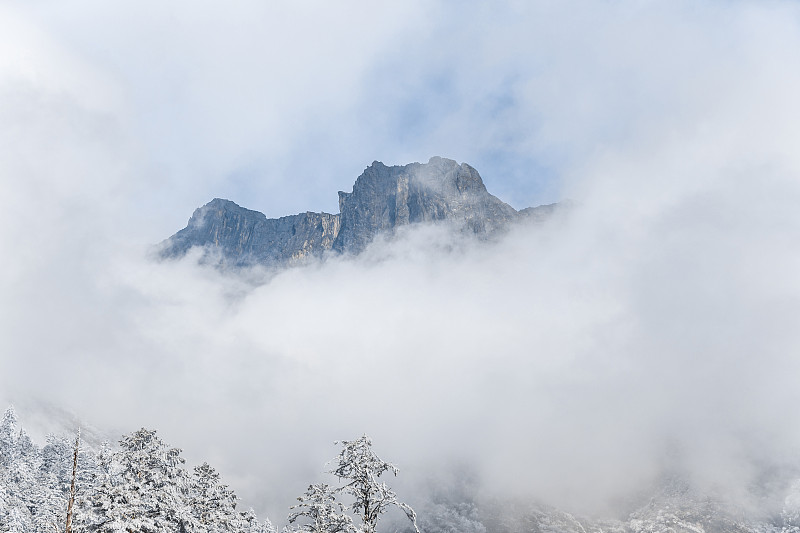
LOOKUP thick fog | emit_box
[3,0,800,523]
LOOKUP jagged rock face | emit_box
[519,202,559,223]
[161,198,340,266]
[333,157,519,254]
[160,157,537,267]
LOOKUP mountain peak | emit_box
[206,197,240,208]
[160,158,548,267]
[334,157,511,254]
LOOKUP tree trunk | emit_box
[65,429,80,533]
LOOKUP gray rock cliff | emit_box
[159,157,551,267]
[161,198,340,266]
[333,156,519,254]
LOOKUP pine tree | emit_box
[7,434,42,532]
[32,434,72,532]
[0,408,38,533]
[0,407,18,468]
[69,436,100,533]
[188,462,237,532]
[89,428,191,533]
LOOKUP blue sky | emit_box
[4,0,792,227]
[0,0,693,227]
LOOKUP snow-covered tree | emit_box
[188,462,238,531]
[236,508,277,533]
[329,435,419,533]
[1,504,31,533]
[91,441,114,490]
[89,428,192,533]
[0,408,277,533]
[0,407,18,468]
[286,483,359,533]
[0,408,38,533]
[68,435,100,533]
[32,434,72,532]
[2,433,42,532]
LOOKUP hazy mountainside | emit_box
[4,405,800,533]
[415,478,798,533]
[160,157,552,267]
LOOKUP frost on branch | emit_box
[89,428,192,532]
[286,483,358,533]
[329,435,420,533]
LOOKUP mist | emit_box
[3,0,800,525]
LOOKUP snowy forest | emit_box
[10,401,800,533]
[0,406,419,533]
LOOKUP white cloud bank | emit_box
[2,0,800,522]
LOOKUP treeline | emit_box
[0,406,273,532]
[0,407,420,533]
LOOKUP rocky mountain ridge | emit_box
[160,157,558,267]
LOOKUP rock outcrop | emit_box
[333,157,519,254]
[161,199,340,266]
[160,157,551,267]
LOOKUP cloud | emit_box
[3,0,800,524]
